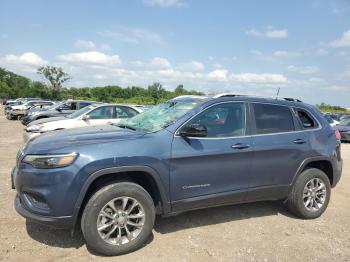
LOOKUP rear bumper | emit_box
[14,194,75,229]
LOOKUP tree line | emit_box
[0,67,203,104]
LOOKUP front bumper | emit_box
[12,159,82,230]
[14,194,75,229]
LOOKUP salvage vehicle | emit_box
[333,118,350,142]
[23,104,142,142]
[21,100,95,125]
[7,101,55,120]
[12,95,342,256]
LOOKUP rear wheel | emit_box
[81,182,155,256]
[286,168,331,219]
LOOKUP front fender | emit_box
[72,165,171,221]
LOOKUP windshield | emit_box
[66,105,95,118]
[117,97,206,132]
[339,118,350,125]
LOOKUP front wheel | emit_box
[81,182,155,256]
[286,168,331,219]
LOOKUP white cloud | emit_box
[230,73,287,83]
[74,40,96,50]
[0,52,47,72]
[143,0,184,7]
[330,30,350,48]
[57,51,121,66]
[213,63,223,69]
[251,49,300,61]
[287,65,320,74]
[208,69,228,81]
[150,57,171,68]
[246,26,288,39]
[98,26,164,45]
[177,61,205,71]
[316,48,328,56]
[327,85,350,91]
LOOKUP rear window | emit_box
[253,103,295,134]
[295,109,318,129]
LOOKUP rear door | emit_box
[248,103,310,192]
[113,106,139,124]
[83,106,115,126]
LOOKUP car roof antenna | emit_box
[275,87,281,99]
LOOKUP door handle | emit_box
[231,143,250,149]
[293,139,306,144]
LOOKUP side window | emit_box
[252,103,294,134]
[70,102,77,110]
[88,106,114,119]
[295,109,318,129]
[186,102,246,138]
[116,106,138,119]
[79,102,91,109]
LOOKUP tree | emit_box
[37,66,71,89]
[0,82,11,98]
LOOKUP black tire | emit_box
[286,168,331,219]
[81,182,155,256]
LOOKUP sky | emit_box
[0,0,349,107]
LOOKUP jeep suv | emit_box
[12,95,342,256]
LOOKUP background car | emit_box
[21,100,96,125]
[323,114,340,127]
[334,118,350,142]
[7,100,55,120]
[24,104,142,142]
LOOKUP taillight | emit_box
[335,129,341,141]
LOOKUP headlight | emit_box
[23,153,78,168]
[26,124,43,132]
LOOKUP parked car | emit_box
[333,118,350,142]
[24,104,142,142]
[323,114,340,127]
[6,100,55,120]
[12,95,342,256]
[21,100,96,125]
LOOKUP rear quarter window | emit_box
[294,108,318,129]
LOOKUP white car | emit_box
[24,104,142,142]
[7,100,54,120]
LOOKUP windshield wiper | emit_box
[115,124,137,131]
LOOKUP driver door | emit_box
[170,102,253,210]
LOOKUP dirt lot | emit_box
[0,106,349,262]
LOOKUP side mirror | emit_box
[179,123,207,138]
[82,115,90,121]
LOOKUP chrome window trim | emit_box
[174,101,322,140]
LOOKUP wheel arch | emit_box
[73,166,170,225]
[292,157,334,186]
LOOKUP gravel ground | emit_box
[0,105,349,262]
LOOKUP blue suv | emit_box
[12,95,343,255]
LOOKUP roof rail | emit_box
[213,93,302,102]
[212,93,246,98]
[283,97,302,102]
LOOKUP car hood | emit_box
[29,116,67,126]
[25,125,145,154]
[335,125,350,132]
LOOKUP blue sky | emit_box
[0,0,349,106]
